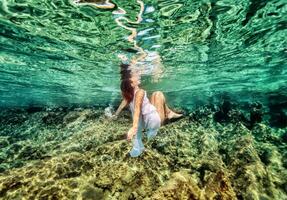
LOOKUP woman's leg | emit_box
[150,91,182,124]
[130,117,144,157]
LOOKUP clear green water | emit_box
[0,1,287,199]
[0,0,286,109]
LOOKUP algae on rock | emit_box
[0,108,286,199]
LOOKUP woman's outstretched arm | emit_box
[114,99,128,117]
[127,89,144,140]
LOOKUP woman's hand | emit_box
[127,127,137,141]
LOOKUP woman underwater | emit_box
[113,63,183,157]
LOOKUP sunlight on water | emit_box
[0,0,286,109]
[0,1,287,199]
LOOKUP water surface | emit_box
[0,0,286,109]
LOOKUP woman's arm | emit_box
[127,89,144,140]
[114,99,128,116]
[132,89,144,129]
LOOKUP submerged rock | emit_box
[282,132,287,143]
[0,107,286,199]
[0,137,9,148]
[151,171,202,200]
[81,185,104,200]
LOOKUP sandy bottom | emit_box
[0,106,286,199]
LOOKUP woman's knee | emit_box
[152,91,164,98]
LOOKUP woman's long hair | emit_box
[120,63,134,103]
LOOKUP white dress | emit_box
[129,89,161,130]
[128,89,161,157]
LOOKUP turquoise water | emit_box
[0,1,287,199]
[0,0,286,108]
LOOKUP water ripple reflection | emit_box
[0,0,286,108]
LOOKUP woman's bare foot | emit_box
[167,110,183,120]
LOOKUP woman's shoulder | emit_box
[135,88,145,96]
